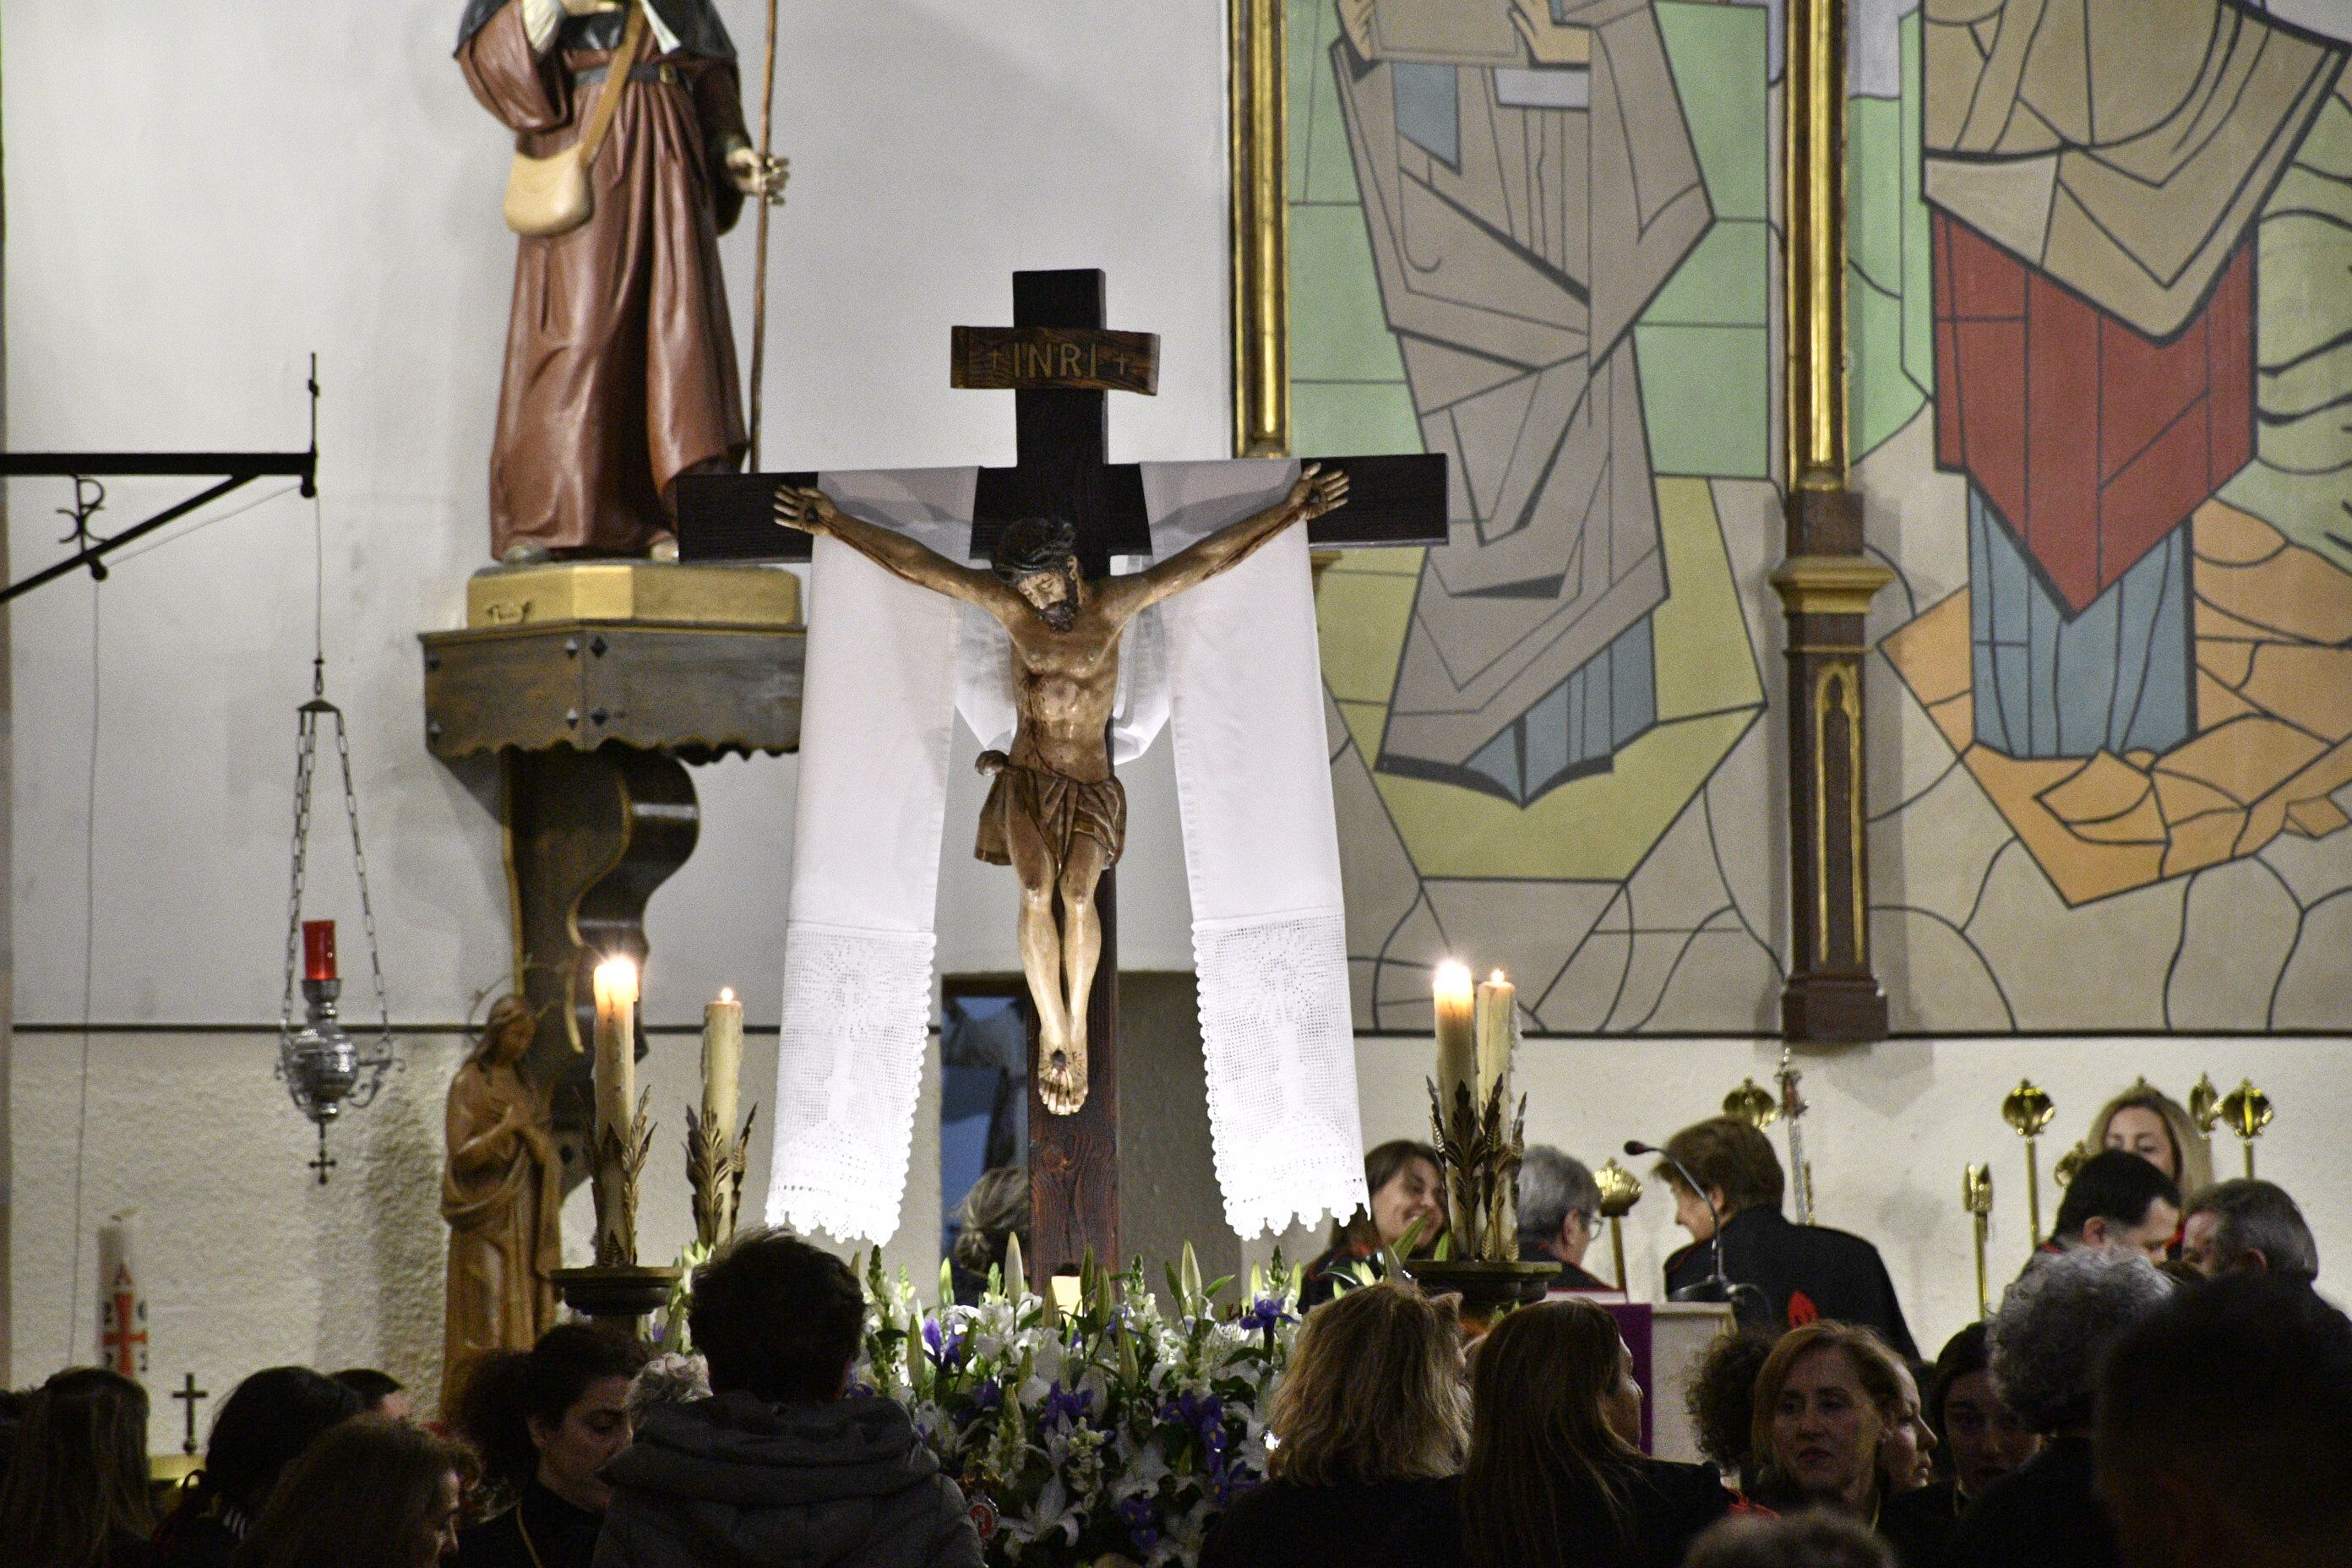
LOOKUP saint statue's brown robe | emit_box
[441,1055,564,1407]
[460,1,751,558]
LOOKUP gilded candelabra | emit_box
[2219,1079,2273,1178]
[1963,1163,1993,1319]
[685,1105,759,1250]
[1411,1075,1558,1317]
[1594,1157,1642,1293]
[2001,1080,2055,1248]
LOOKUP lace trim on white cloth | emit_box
[1194,909,1370,1238]
[763,922,936,1242]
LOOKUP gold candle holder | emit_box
[1594,1157,1643,1293]
[2219,1079,2273,1178]
[2052,1139,2091,1188]
[2188,1072,2223,1167]
[1723,1078,1778,1129]
[1963,1163,1993,1320]
[2001,1080,2055,1248]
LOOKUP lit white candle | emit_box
[1433,960,1478,1124]
[1475,970,1520,1255]
[1474,969,1516,1107]
[701,986,743,1140]
[591,956,639,1263]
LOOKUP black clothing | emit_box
[1948,1436,2117,1568]
[1881,1484,1962,1568]
[1745,1482,1951,1568]
[147,1499,246,1568]
[458,1480,604,1568]
[594,1391,980,1568]
[1198,1476,1456,1568]
[1408,1460,1734,1568]
[1515,1237,1614,1289]
[1664,1206,1918,1357]
[1298,1240,1380,1309]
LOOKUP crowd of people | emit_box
[0,1084,2343,1568]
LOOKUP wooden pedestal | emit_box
[420,563,804,1182]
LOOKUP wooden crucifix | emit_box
[678,269,1445,1282]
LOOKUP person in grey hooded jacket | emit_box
[593,1229,982,1568]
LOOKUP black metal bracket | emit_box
[0,358,320,604]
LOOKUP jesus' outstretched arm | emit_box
[1108,463,1349,618]
[775,485,1021,616]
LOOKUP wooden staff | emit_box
[748,0,781,471]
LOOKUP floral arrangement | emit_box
[857,1242,1303,1567]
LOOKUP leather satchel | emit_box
[502,2,648,237]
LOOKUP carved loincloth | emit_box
[974,754,1127,868]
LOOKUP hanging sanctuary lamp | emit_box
[275,476,398,1182]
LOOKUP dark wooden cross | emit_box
[173,1372,210,1456]
[677,269,1446,1283]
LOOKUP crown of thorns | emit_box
[989,516,1079,585]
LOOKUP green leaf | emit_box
[940,1256,957,1312]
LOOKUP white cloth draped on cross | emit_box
[764,458,1369,1243]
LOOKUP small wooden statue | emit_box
[441,995,564,1407]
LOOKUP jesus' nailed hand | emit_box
[775,465,1349,1115]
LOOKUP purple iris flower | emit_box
[1040,1381,1094,1429]
[1239,1296,1292,1334]
[920,1317,966,1369]
[1117,1496,1161,1552]
[969,1380,1004,1413]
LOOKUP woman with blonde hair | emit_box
[1432,1297,1734,1568]
[0,1368,155,1567]
[1199,1278,1466,1567]
[2084,1082,2211,1199]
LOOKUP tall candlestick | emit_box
[1432,961,1478,1250]
[701,987,743,1141]
[1473,970,1515,1103]
[1474,970,1519,1252]
[302,919,337,983]
[1433,960,1477,1110]
[591,956,640,1265]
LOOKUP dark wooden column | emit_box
[1772,0,1890,1043]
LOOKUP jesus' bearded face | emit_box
[1016,559,1083,630]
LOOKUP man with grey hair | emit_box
[1951,1250,2172,1568]
[2178,1179,2319,1284]
[1516,1145,1612,1289]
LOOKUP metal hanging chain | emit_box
[328,699,396,1066]
[278,704,320,1039]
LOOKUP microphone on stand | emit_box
[1625,1140,1768,1322]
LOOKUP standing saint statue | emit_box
[775,465,1350,1115]
[441,995,564,1408]
[457,0,786,564]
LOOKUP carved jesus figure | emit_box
[776,464,1349,1113]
